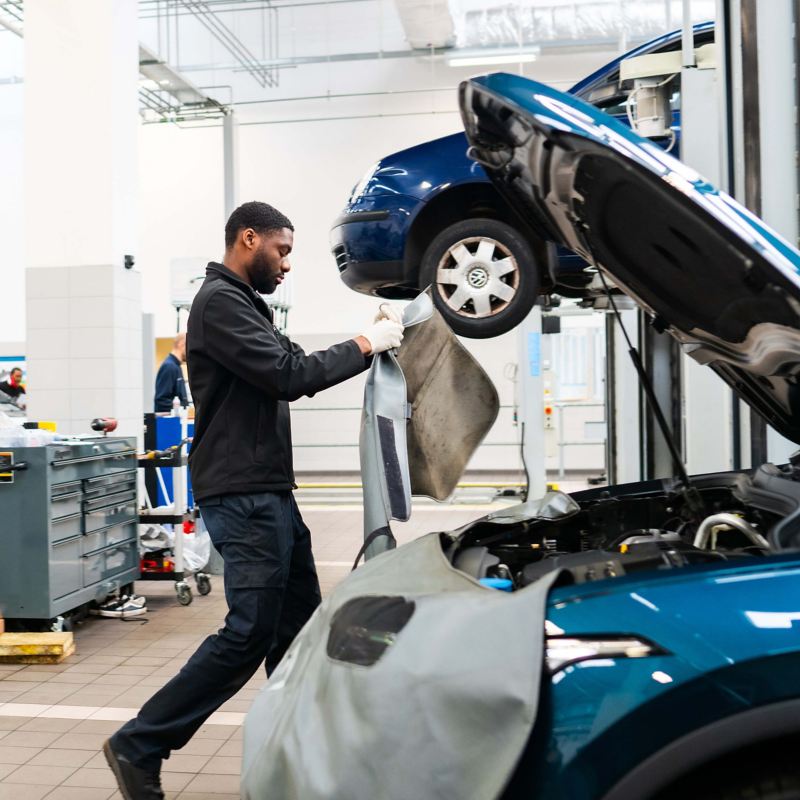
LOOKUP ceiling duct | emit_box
[394,0,455,50]
[139,45,211,106]
[139,45,227,122]
[453,0,715,49]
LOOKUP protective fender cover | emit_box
[360,292,434,558]
[241,533,558,800]
[360,290,500,558]
[399,304,500,501]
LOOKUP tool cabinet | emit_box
[0,437,139,626]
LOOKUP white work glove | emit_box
[361,318,404,355]
[374,302,404,325]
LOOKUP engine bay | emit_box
[446,463,800,590]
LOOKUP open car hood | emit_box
[460,73,800,444]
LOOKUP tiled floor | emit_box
[0,502,500,799]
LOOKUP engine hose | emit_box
[692,512,769,550]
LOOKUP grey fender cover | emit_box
[361,291,500,558]
[240,532,558,800]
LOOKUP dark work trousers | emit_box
[110,491,321,771]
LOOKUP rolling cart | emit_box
[138,442,211,605]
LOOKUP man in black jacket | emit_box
[105,202,404,799]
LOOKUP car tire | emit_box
[658,756,800,800]
[688,772,800,800]
[419,217,539,338]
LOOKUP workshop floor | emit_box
[0,501,507,799]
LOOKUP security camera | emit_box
[124,254,135,270]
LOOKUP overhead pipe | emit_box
[0,14,22,37]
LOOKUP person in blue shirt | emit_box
[154,333,188,412]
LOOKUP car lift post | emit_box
[517,305,547,498]
[679,0,735,476]
[717,0,800,467]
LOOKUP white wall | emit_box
[289,329,525,474]
[0,36,608,341]
[0,25,611,473]
[136,50,608,338]
[132,54,609,474]
[0,32,24,344]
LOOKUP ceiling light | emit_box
[447,48,540,68]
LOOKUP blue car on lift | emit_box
[247,72,800,800]
[331,22,714,338]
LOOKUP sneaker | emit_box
[90,595,147,619]
[119,595,147,619]
[89,596,125,617]
[103,739,164,800]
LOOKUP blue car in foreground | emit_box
[247,72,800,800]
[332,23,714,337]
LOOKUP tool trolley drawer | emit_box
[83,491,137,532]
[83,470,137,500]
[51,490,83,521]
[82,521,137,554]
[49,441,137,483]
[83,541,138,587]
[51,512,83,543]
[51,535,83,599]
[51,479,82,507]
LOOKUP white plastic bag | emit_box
[138,523,175,554]
[183,525,211,572]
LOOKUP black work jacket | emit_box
[154,353,188,412]
[186,262,368,500]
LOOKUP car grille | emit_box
[333,245,349,273]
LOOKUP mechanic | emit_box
[0,367,25,403]
[104,201,405,800]
[153,333,188,413]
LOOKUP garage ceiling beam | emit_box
[0,3,230,122]
[177,0,279,88]
[174,32,658,75]
[0,0,22,36]
[138,0,367,18]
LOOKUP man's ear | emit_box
[242,228,257,250]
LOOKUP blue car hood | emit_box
[460,73,800,444]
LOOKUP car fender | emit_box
[600,695,800,800]
[402,178,552,286]
[539,651,800,800]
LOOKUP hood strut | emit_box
[597,267,704,520]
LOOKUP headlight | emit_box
[350,162,379,202]
[546,633,665,674]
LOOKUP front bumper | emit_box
[330,196,419,296]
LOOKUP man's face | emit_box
[247,227,293,294]
[176,339,186,362]
[9,369,21,386]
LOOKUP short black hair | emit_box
[10,367,21,375]
[224,201,294,249]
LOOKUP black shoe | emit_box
[103,739,164,800]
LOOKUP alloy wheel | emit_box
[435,236,520,318]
